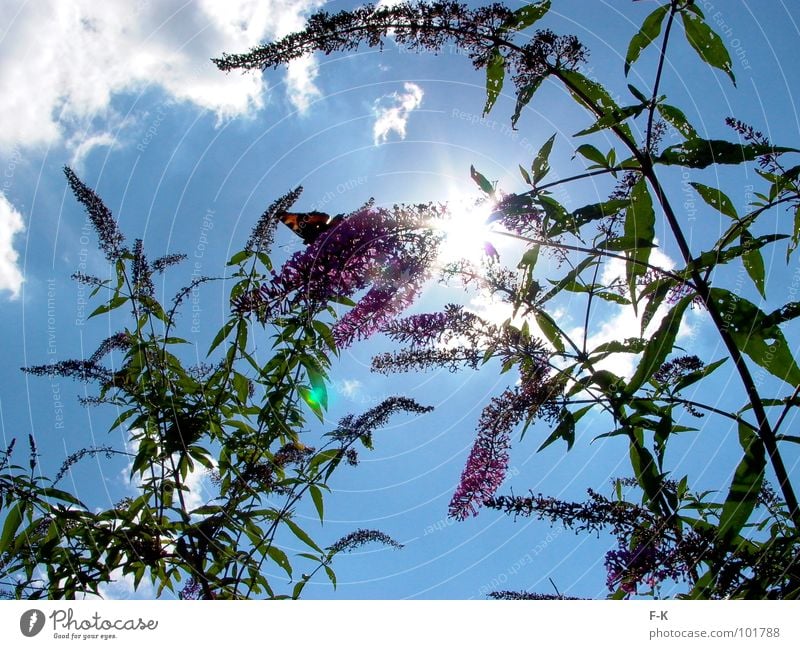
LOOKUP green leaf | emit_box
[627,295,693,395]
[312,320,337,353]
[227,249,251,266]
[283,517,323,554]
[629,437,664,510]
[470,165,494,195]
[0,503,23,556]
[574,104,646,137]
[502,1,550,32]
[483,48,505,116]
[740,230,766,298]
[540,256,598,304]
[673,358,728,392]
[709,288,800,387]
[306,367,328,410]
[549,198,629,236]
[560,70,634,141]
[518,164,532,185]
[299,386,325,423]
[511,78,543,128]
[656,139,797,168]
[531,133,556,184]
[625,178,655,303]
[689,182,738,219]
[717,424,765,546]
[534,311,565,353]
[309,485,325,523]
[640,277,676,334]
[789,204,800,260]
[537,408,576,451]
[89,294,127,318]
[626,84,649,104]
[680,10,735,85]
[208,318,238,355]
[625,4,670,75]
[575,144,607,167]
[324,565,337,588]
[656,103,698,140]
[266,545,292,578]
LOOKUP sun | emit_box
[436,192,498,264]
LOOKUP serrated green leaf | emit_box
[534,310,565,353]
[640,277,676,334]
[0,503,23,556]
[629,437,664,510]
[575,144,607,167]
[689,182,738,219]
[625,178,655,304]
[306,367,328,410]
[502,1,550,32]
[717,424,765,546]
[657,103,698,140]
[673,357,727,392]
[740,230,766,298]
[266,545,292,577]
[710,287,800,386]
[324,565,337,588]
[470,165,494,195]
[560,70,634,141]
[511,78,543,128]
[537,408,575,451]
[483,48,505,116]
[627,295,693,395]
[626,84,649,104]
[227,249,251,266]
[625,4,670,75]
[208,318,238,355]
[574,104,646,138]
[283,517,323,554]
[531,133,556,184]
[680,10,735,85]
[549,198,629,236]
[788,204,800,260]
[656,139,797,168]
[540,256,598,304]
[299,386,325,423]
[89,294,127,318]
[309,485,325,523]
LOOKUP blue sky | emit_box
[1,0,799,599]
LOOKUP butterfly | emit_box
[278,210,344,245]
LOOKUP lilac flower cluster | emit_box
[653,355,704,385]
[329,396,433,448]
[448,388,518,520]
[604,539,687,594]
[485,486,710,595]
[327,529,403,555]
[233,206,441,348]
[63,167,126,262]
[372,304,491,373]
[489,590,581,600]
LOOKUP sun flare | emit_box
[436,194,497,264]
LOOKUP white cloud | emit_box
[0,192,24,299]
[339,378,364,399]
[285,55,321,114]
[0,0,325,154]
[94,568,156,600]
[373,82,424,145]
